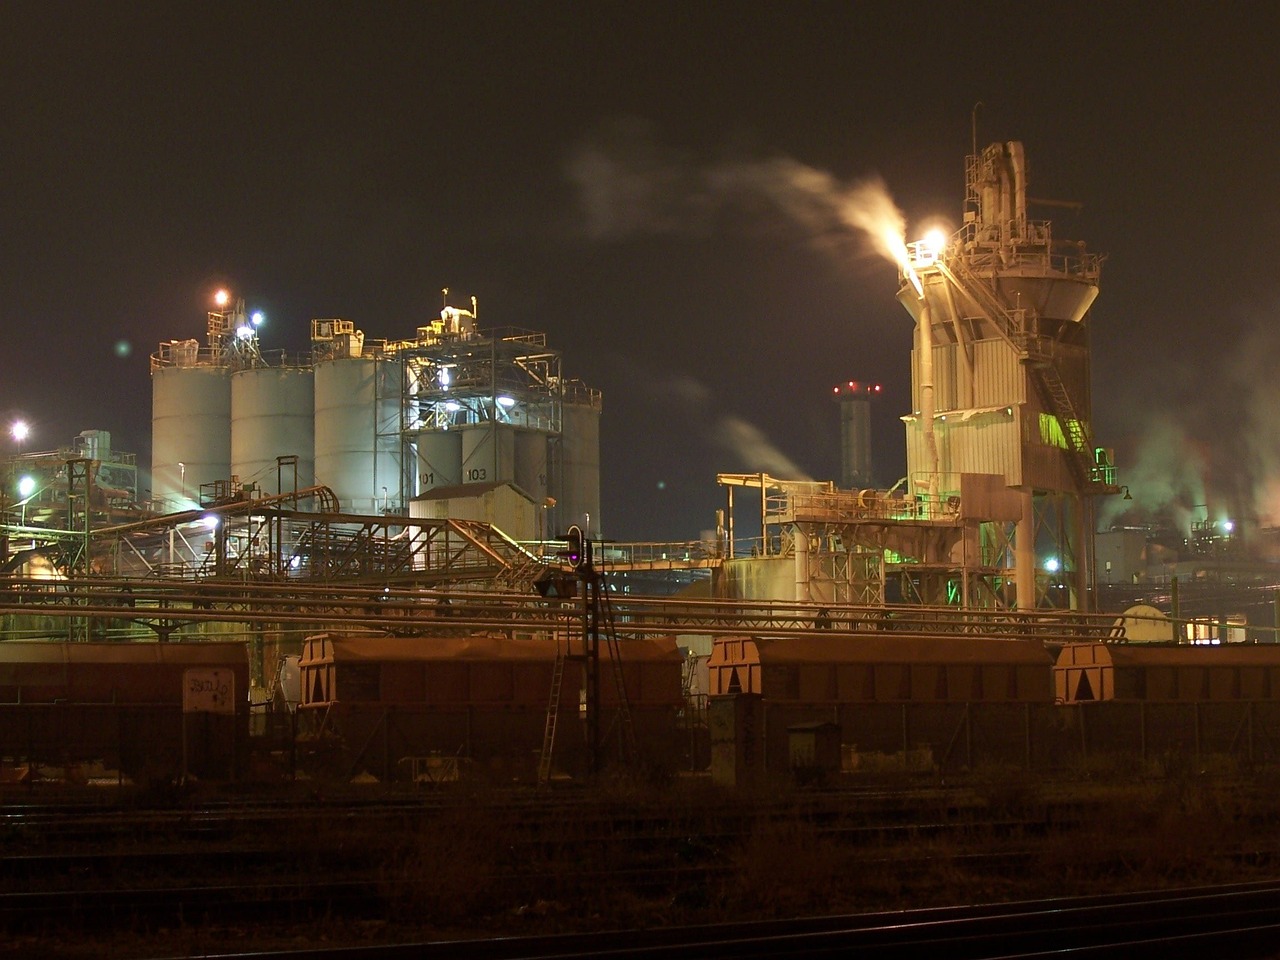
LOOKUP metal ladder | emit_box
[537,632,568,786]
[599,584,638,764]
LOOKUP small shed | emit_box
[410,482,537,541]
[787,721,841,774]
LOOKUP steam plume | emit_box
[566,120,909,270]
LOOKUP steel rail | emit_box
[146,881,1280,959]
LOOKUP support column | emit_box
[1016,488,1036,610]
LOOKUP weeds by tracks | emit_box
[10,765,1280,957]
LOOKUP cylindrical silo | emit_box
[461,423,514,486]
[231,366,315,495]
[514,430,549,505]
[151,360,231,511]
[558,401,601,537]
[314,356,403,514]
[417,430,462,492]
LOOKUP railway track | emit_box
[159,881,1280,959]
[8,782,1280,957]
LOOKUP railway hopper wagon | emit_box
[298,632,687,781]
[707,634,1056,778]
[1055,642,1280,764]
[0,641,249,781]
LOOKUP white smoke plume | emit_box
[656,374,811,481]
[718,417,812,480]
[1105,308,1280,534]
[1098,416,1206,534]
[566,119,909,269]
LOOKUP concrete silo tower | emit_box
[832,380,881,490]
[896,141,1116,610]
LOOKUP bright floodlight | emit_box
[251,311,264,326]
[17,476,36,498]
[1223,520,1235,533]
[214,289,230,307]
[200,514,220,530]
[1044,557,1061,573]
[496,395,516,408]
[922,228,948,257]
[10,420,29,443]
[235,324,254,340]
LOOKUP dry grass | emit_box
[21,766,1280,957]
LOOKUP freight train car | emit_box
[1053,642,1280,765]
[706,634,1055,780]
[1055,642,1280,703]
[0,641,249,781]
[297,632,687,781]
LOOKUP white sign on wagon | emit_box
[183,668,236,714]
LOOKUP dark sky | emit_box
[2,3,1276,539]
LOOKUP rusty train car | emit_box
[298,632,688,780]
[706,634,1055,778]
[1051,642,1280,765]
[0,641,249,780]
[705,634,1280,779]
[1055,642,1280,703]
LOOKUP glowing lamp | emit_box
[922,228,948,257]
[17,476,36,498]
[214,289,230,307]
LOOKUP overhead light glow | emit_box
[1044,557,1061,573]
[496,396,516,408]
[10,420,29,443]
[922,228,948,257]
[251,311,265,326]
[17,476,36,498]
[235,325,254,340]
[200,514,220,530]
[438,367,451,388]
[443,401,461,412]
[1222,520,1235,533]
[214,289,230,308]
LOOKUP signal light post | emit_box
[564,525,602,775]
[535,525,634,781]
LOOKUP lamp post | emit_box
[178,462,186,503]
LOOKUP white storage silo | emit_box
[558,400,601,537]
[314,356,403,514]
[461,423,514,486]
[514,429,549,505]
[151,356,231,510]
[231,366,315,495]
[417,430,463,492]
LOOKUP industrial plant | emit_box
[3,140,1280,787]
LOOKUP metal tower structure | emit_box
[896,140,1117,610]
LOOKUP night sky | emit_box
[2,3,1275,540]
